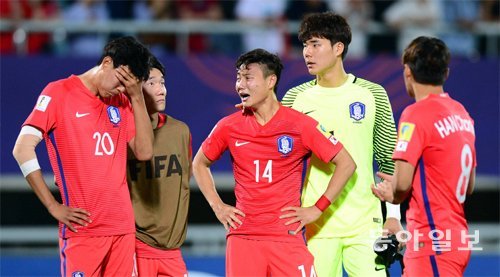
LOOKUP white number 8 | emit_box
[456,144,472,204]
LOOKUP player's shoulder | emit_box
[352,75,387,94]
[165,114,190,132]
[41,76,74,96]
[282,106,317,124]
[217,110,246,127]
[282,79,317,107]
[287,79,317,93]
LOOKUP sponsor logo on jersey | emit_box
[75,112,90,118]
[277,135,293,155]
[235,140,250,147]
[35,95,51,112]
[107,106,121,124]
[349,102,365,121]
[72,271,84,277]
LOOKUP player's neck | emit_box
[414,84,445,102]
[316,64,348,88]
[149,112,160,129]
[78,67,99,96]
[253,98,280,126]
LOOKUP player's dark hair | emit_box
[298,12,352,60]
[236,48,283,94]
[97,36,152,81]
[149,55,165,76]
[403,36,450,86]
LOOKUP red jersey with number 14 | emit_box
[202,105,343,244]
[393,93,476,257]
[23,75,136,239]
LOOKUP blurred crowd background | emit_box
[1,0,499,58]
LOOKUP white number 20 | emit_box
[93,132,115,156]
[456,144,473,204]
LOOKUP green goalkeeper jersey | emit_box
[282,74,397,237]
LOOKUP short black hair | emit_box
[403,36,450,85]
[298,12,352,60]
[97,36,152,81]
[235,48,283,94]
[149,55,165,76]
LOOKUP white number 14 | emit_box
[253,160,272,183]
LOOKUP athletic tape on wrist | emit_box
[314,195,332,212]
[386,202,401,220]
[20,159,41,177]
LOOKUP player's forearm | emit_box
[130,96,154,160]
[25,170,60,211]
[392,161,414,204]
[325,149,356,202]
[193,163,224,210]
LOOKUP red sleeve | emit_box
[392,108,425,166]
[300,116,343,163]
[201,118,228,162]
[23,82,60,134]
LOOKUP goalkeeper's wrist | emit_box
[386,202,401,220]
[314,195,332,212]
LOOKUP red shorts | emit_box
[403,250,471,277]
[226,236,316,277]
[59,234,135,277]
[134,238,187,277]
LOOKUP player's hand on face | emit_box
[115,65,142,99]
[279,206,322,235]
[48,203,91,233]
[213,203,245,231]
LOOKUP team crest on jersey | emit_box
[277,135,293,155]
[72,271,84,277]
[107,106,121,125]
[349,102,365,121]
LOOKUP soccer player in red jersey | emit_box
[193,48,356,276]
[12,36,154,276]
[372,36,477,276]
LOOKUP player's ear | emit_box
[403,64,412,80]
[267,74,277,90]
[101,56,114,68]
[334,42,344,58]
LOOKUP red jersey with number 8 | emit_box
[202,105,343,244]
[393,93,476,257]
[23,75,136,238]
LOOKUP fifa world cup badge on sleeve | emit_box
[35,95,52,112]
[396,122,415,152]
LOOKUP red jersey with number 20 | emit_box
[393,93,476,257]
[23,75,136,239]
[202,105,343,244]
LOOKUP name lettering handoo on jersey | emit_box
[107,106,121,125]
[434,114,475,139]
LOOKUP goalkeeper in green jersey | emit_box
[282,12,402,276]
